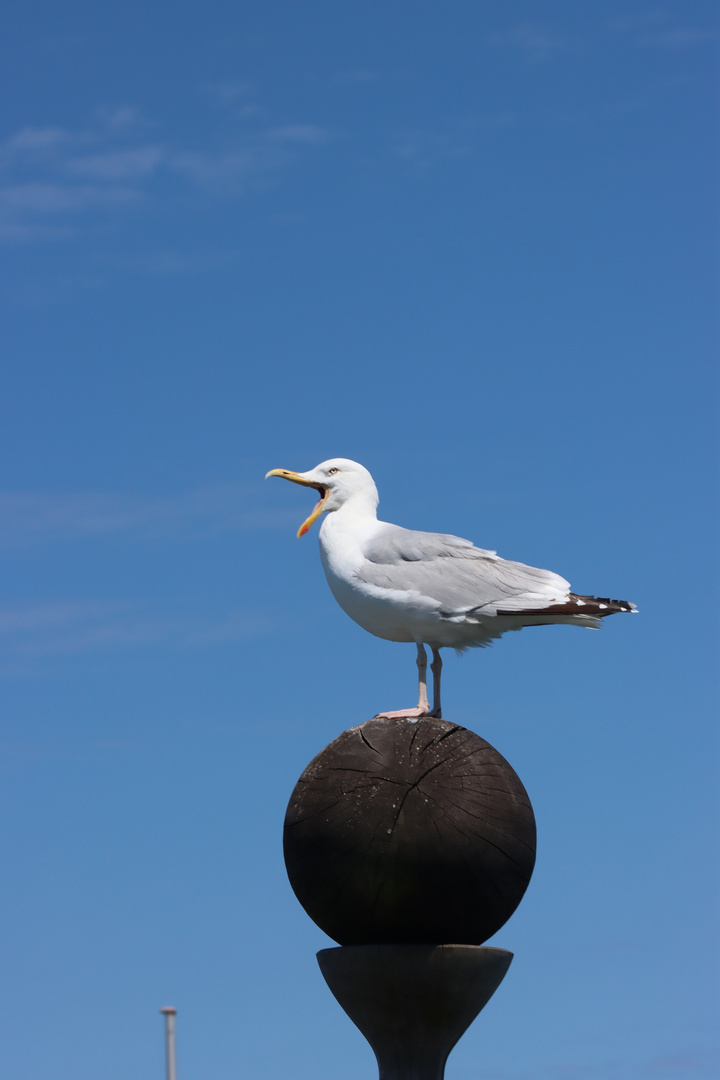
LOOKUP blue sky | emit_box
[1,2,717,1078]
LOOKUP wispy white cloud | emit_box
[604,10,674,35]
[488,22,579,61]
[605,9,716,48]
[104,248,242,275]
[202,80,258,104]
[95,105,150,131]
[0,599,128,635]
[168,126,331,193]
[168,146,284,194]
[0,220,76,244]
[0,484,296,548]
[0,181,143,214]
[392,113,515,167]
[0,179,144,242]
[265,125,331,144]
[642,1050,713,1075]
[0,120,155,242]
[201,82,267,121]
[0,104,332,243]
[393,128,471,164]
[641,25,716,48]
[0,481,293,669]
[64,146,164,180]
[491,13,715,62]
[0,598,276,662]
[4,126,80,154]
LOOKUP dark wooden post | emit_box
[318,945,512,1080]
[284,716,536,1079]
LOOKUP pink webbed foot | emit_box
[373,706,442,720]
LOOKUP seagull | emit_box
[266,458,636,719]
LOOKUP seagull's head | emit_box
[265,458,378,537]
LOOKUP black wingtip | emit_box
[497,594,637,618]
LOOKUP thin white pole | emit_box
[160,1007,177,1080]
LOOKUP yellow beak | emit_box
[265,468,330,538]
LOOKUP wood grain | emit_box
[284,717,536,945]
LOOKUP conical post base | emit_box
[317,944,513,1080]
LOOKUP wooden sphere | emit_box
[284,717,536,945]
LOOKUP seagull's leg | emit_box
[374,643,431,720]
[416,642,430,711]
[429,647,442,718]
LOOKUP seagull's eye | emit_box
[327,467,339,475]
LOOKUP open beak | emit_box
[265,468,330,537]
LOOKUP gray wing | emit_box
[358,523,571,616]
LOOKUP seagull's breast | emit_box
[318,513,436,643]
